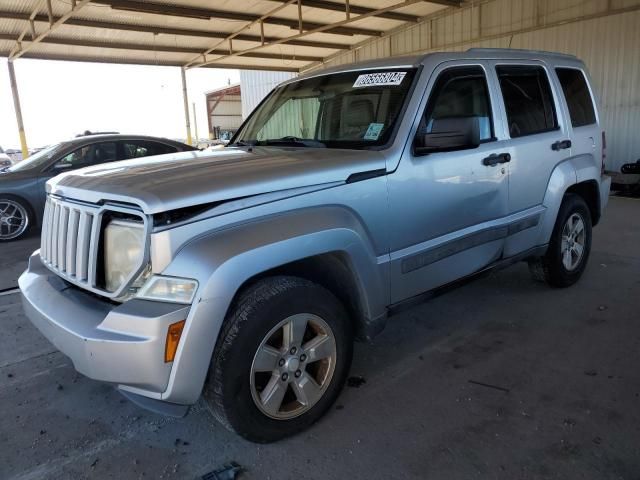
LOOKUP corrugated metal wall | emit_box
[311,0,640,171]
[210,93,243,131]
[240,70,297,120]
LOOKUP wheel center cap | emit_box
[284,356,300,372]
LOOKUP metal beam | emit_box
[180,68,192,146]
[0,10,351,51]
[0,50,302,71]
[10,0,92,60]
[91,0,384,37]
[191,0,427,69]
[266,0,421,22]
[424,0,462,6]
[7,60,28,159]
[184,0,301,69]
[0,33,323,62]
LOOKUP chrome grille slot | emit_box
[40,196,148,299]
[41,197,99,287]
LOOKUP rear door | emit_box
[120,141,179,160]
[487,61,570,256]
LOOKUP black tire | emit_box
[203,276,353,443]
[528,193,592,288]
[0,195,33,242]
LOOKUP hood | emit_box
[0,168,38,180]
[48,147,387,214]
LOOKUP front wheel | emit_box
[204,276,353,443]
[529,193,592,287]
[0,196,32,241]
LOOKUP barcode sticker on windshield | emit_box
[353,72,407,88]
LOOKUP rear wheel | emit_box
[0,197,31,241]
[528,193,592,287]
[204,276,353,443]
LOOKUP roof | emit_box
[61,133,191,147]
[0,1,460,72]
[205,83,241,97]
[294,48,583,81]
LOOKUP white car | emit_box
[0,146,13,169]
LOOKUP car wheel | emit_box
[528,193,592,287]
[0,196,31,241]
[203,276,353,443]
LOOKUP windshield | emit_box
[7,144,61,172]
[232,68,417,149]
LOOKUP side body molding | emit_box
[159,206,387,404]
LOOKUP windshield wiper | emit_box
[263,137,326,148]
[228,140,257,147]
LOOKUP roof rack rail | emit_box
[466,48,577,59]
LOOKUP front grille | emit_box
[41,196,97,286]
[40,196,148,298]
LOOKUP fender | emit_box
[158,206,387,404]
[537,153,601,246]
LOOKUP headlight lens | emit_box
[104,220,145,292]
[136,276,198,304]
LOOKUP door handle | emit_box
[482,153,511,166]
[551,139,572,151]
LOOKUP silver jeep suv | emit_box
[20,49,611,442]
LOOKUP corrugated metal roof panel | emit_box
[0,0,452,71]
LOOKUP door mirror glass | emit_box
[415,116,481,154]
[51,161,75,171]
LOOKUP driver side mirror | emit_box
[414,116,481,155]
[51,162,74,172]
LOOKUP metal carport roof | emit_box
[0,0,461,72]
[0,0,462,156]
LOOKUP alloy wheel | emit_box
[561,212,586,271]
[250,313,337,420]
[0,199,29,241]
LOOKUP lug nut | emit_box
[295,370,302,378]
[290,347,297,355]
[300,354,307,362]
[278,358,285,367]
[281,373,289,381]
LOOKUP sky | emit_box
[0,58,240,150]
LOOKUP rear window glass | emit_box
[556,68,596,127]
[496,66,558,138]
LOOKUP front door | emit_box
[387,62,509,304]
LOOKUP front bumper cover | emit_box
[19,251,190,396]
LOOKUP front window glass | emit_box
[233,68,417,149]
[54,142,117,170]
[7,143,61,172]
[423,66,494,142]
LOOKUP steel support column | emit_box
[7,60,29,159]
[180,67,193,146]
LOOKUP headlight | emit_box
[136,276,198,304]
[104,219,145,292]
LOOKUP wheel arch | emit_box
[159,206,388,404]
[538,156,602,245]
[229,251,383,343]
[565,179,601,226]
